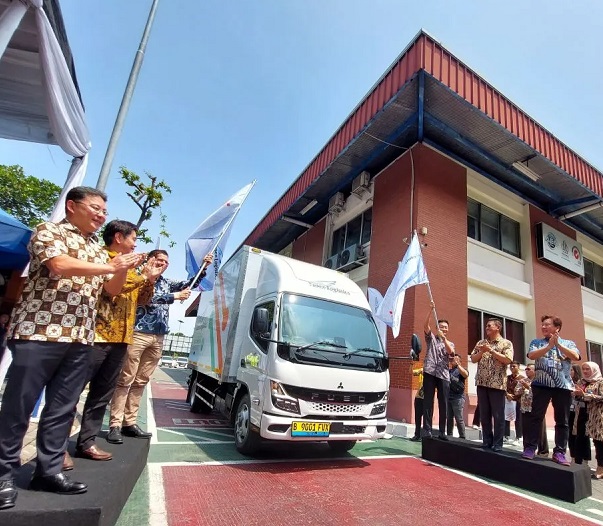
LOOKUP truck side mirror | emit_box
[251,307,270,337]
[410,333,422,361]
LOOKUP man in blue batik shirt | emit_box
[521,315,580,465]
[107,249,213,444]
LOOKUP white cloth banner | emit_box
[367,287,387,351]
[0,1,28,59]
[375,233,429,338]
[185,182,254,291]
[0,0,91,221]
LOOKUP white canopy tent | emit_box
[0,0,90,221]
[0,0,90,397]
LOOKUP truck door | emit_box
[242,300,275,427]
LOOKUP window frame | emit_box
[582,258,603,294]
[249,300,276,354]
[330,208,373,258]
[467,198,521,258]
[468,308,526,363]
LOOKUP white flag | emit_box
[375,233,428,338]
[367,288,387,351]
[185,182,254,291]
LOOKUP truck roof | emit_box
[256,250,370,310]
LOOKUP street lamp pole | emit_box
[96,0,161,191]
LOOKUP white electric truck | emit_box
[186,246,389,454]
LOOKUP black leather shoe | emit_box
[0,479,17,510]
[122,424,152,439]
[438,434,449,441]
[409,436,421,442]
[106,426,123,444]
[29,473,87,495]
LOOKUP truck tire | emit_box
[327,440,357,453]
[187,373,212,414]
[234,393,261,455]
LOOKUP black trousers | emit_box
[472,403,480,426]
[521,412,549,453]
[422,372,449,437]
[413,397,424,438]
[477,386,505,448]
[77,343,128,450]
[0,340,90,479]
[524,386,571,454]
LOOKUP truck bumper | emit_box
[259,413,388,442]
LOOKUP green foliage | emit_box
[119,166,175,247]
[0,165,61,227]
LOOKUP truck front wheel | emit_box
[234,393,261,455]
[328,440,357,453]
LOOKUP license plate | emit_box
[291,421,330,437]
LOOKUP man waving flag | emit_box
[375,232,429,338]
[185,181,255,291]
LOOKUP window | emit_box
[250,301,275,353]
[467,198,521,258]
[587,341,603,370]
[468,309,526,363]
[330,208,372,257]
[582,258,603,294]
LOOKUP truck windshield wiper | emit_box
[294,340,347,353]
[343,347,384,359]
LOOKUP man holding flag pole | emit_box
[375,232,454,439]
[107,181,254,443]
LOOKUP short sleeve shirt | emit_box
[423,332,454,381]
[471,337,514,390]
[9,220,109,345]
[530,337,579,390]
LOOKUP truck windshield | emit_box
[279,294,385,371]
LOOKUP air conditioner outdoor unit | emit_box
[328,192,345,214]
[324,253,339,269]
[337,243,365,271]
[351,171,370,197]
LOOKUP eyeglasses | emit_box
[74,201,109,217]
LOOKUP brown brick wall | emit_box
[291,219,326,265]
[529,207,586,353]
[369,144,468,421]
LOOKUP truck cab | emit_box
[187,246,389,455]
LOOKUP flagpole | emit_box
[416,231,439,327]
[96,0,160,191]
[187,180,256,289]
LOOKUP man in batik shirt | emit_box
[470,318,513,453]
[522,315,580,465]
[0,187,141,510]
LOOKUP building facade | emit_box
[241,31,603,423]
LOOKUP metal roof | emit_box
[243,30,603,252]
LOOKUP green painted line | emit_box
[115,466,150,526]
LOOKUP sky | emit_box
[1,0,602,335]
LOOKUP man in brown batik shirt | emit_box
[0,187,142,510]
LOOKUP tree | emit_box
[0,165,61,227]
[119,166,175,246]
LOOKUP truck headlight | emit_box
[270,380,300,414]
[370,392,388,416]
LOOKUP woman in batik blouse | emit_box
[574,362,603,479]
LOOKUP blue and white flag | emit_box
[375,233,429,338]
[367,287,387,351]
[185,181,254,291]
